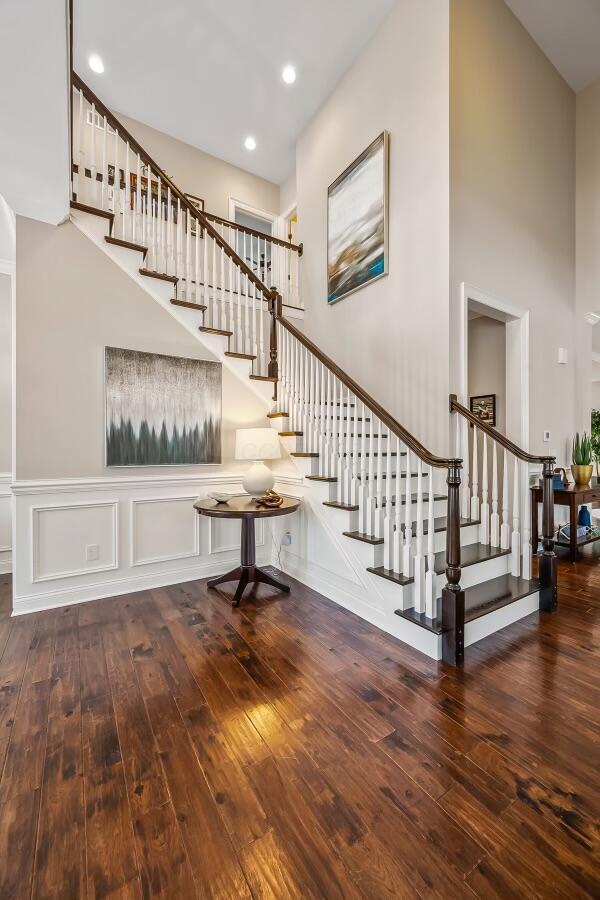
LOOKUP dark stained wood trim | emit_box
[202,209,303,254]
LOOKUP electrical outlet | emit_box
[281,531,292,546]
[86,544,99,562]
[543,431,551,442]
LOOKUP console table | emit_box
[531,482,600,562]
[194,495,300,606]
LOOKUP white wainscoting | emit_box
[0,474,11,574]
[12,473,272,615]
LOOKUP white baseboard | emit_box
[12,548,269,616]
[0,552,11,575]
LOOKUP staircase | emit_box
[68,72,559,665]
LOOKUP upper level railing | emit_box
[71,72,277,374]
[200,208,302,310]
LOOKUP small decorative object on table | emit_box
[571,432,593,486]
[254,489,284,509]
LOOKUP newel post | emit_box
[442,460,465,666]
[268,290,282,401]
[539,458,558,612]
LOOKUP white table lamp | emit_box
[235,428,281,496]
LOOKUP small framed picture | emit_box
[470,394,496,427]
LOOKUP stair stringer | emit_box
[70,209,275,409]
[273,469,442,660]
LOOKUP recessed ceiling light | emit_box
[244,136,257,151]
[88,54,104,74]
[282,64,296,84]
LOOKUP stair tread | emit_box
[383,493,448,507]
[344,451,406,458]
[279,431,303,437]
[140,268,178,283]
[463,574,541,623]
[343,531,384,546]
[306,475,337,482]
[250,374,277,382]
[368,566,414,587]
[358,471,427,480]
[267,411,288,418]
[323,501,359,511]
[171,299,207,311]
[395,608,444,634]
[291,452,319,458]
[224,351,256,360]
[401,516,479,536]
[70,200,113,221]
[433,543,510,575]
[105,235,147,254]
[199,326,233,336]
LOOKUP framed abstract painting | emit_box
[327,131,389,304]
[105,347,221,466]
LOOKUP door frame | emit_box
[228,197,285,240]
[458,281,530,452]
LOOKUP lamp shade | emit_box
[235,428,281,461]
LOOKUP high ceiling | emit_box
[74,0,397,186]
[505,0,600,92]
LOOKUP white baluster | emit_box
[461,416,470,520]
[74,88,83,200]
[113,128,119,223]
[358,402,368,533]
[384,428,394,570]
[479,432,489,545]
[101,116,108,211]
[366,412,375,532]
[90,102,97,205]
[392,436,402,574]
[350,390,359,504]
[511,455,521,576]
[425,465,436,620]
[413,459,426,613]
[500,449,510,550]
[134,154,141,242]
[402,448,414,578]
[490,441,500,547]
[522,465,532,578]
[471,425,480,521]
[123,141,130,239]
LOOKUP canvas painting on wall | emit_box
[105,347,221,466]
[327,131,389,304]
[470,394,496,428]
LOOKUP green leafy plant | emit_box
[572,432,593,466]
[592,410,600,473]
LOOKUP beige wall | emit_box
[118,114,280,221]
[295,0,450,452]
[575,76,600,431]
[450,0,576,465]
[15,216,267,479]
[0,274,11,473]
[468,314,506,435]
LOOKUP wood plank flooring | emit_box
[0,549,599,898]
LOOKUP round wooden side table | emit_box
[194,495,300,606]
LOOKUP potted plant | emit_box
[571,432,593,485]
[591,409,600,478]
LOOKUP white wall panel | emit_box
[131,496,199,566]
[32,501,118,582]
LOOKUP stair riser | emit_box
[341,534,384,569]
[320,505,359,532]
[464,592,540,648]
[71,207,111,242]
[434,551,513,596]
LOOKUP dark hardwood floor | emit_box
[0,549,599,898]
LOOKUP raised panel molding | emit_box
[0,495,11,552]
[31,501,119,583]
[131,496,200,567]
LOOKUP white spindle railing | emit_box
[72,83,273,376]
[278,323,445,611]
[456,406,534,579]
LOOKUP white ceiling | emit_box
[504,0,600,92]
[74,0,397,186]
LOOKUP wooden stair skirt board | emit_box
[394,574,541,635]
[105,235,147,256]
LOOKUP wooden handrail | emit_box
[72,71,276,301]
[277,313,459,469]
[449,395,555,465]
[200,208,303,255]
